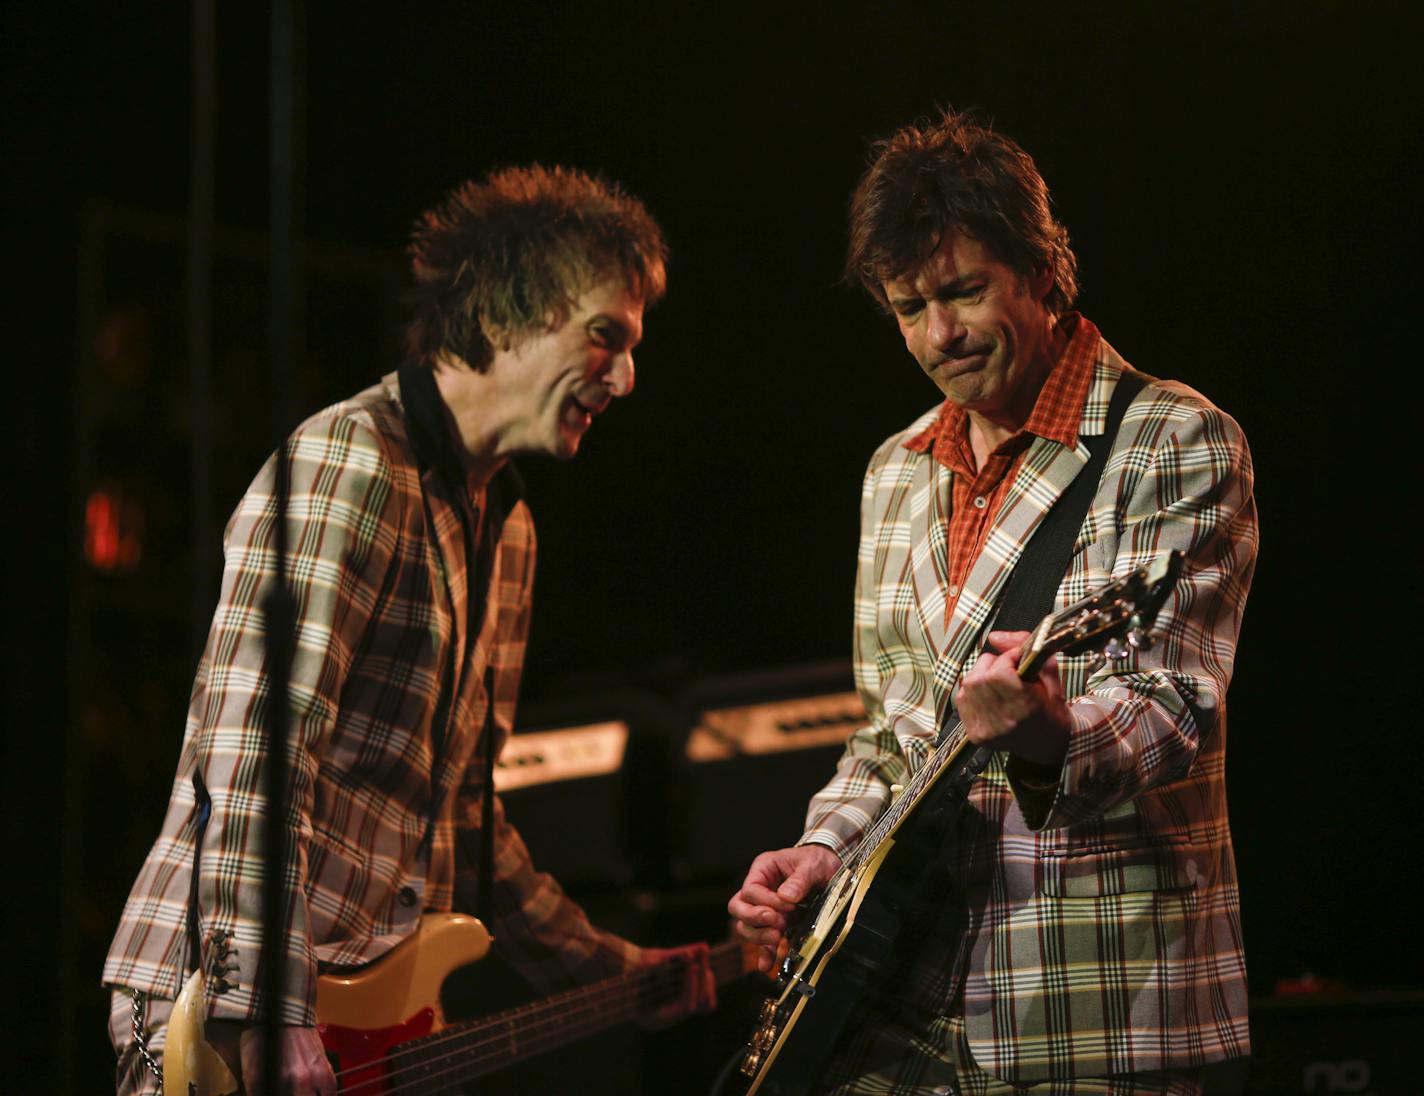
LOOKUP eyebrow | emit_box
[889,274,982,308]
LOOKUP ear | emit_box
[479,314,514,354]
[1027,261,1054,302]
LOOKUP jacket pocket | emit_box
[1039,840,1198,897]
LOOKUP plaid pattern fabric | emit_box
[800,329,1257,1081]
[816,997,1201,1094]
[103,373,639,1027]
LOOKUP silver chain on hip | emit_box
[130,989,164,1093]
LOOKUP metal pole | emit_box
[261,0,300,1088]
[189,0,216,665]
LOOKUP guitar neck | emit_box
[838,610,1064,880]
[384,941,743,1088]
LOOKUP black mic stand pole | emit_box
[261,0,302,1089]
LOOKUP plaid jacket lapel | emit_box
[906,456,953,662]
[930,433,1089,706]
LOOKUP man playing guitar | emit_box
[729,110,1257,1095]
[104,166,715,1094]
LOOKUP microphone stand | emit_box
[261,0,302,1089]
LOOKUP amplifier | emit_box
[495,706,644,891]
[673,662,862,883]
[494,721,628,791]
[685,689,865,761]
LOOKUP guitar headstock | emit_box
[1020,550,1183,677]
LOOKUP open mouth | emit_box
[562,394,600,432]
[570,393,608,417]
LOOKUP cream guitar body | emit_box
[165,912,491,1095]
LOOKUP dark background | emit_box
[8,1,1421,1092]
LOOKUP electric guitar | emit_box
[165,912,750,1094]
[738,551,1185,1094]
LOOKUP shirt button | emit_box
[973,495,988,509]
[947,584,960,597]
[397,886,419,908]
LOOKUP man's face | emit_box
[882,231,1053,424]
[491,278,646,460]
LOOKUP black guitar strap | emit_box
[982,370,1146,638]
[399,363,522,927]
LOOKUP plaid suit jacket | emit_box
[802,333,1257,1080]
[103,372,638,1026]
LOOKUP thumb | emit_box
[777,858,821,903]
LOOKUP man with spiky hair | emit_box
[731,111,1256,1094]
[104,165,712,1095]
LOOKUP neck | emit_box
[431,352,508,491]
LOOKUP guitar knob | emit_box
[1127,627,1152,651]
[1103,638,1129,662]
[1086,651,1106,672]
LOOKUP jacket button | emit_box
[397,886,419,908]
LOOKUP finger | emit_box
[776,860,829,903]
[986,629,1031,653]
[732,921,783,947]
[736,881,799,912]
[728,896,790,929]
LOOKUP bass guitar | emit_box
[738,551,1184,1094]
[165,912,749,1094]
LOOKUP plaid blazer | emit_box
[802,333,1257,1081]
[103,372,638,1027]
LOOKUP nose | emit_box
[925,301,966,354]
[606,351,635,398]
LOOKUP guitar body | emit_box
[315,912,491,1091]
[164,913,492,1095]
[743,749,987,1095]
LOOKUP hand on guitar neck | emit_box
[728,844,844,974]
[956,628,1072,769]
[633,942,719,1028]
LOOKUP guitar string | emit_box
[331,961,696,1089]
[332,943,742,1094]
[334,967,688,1095]
[336,951,738,1096]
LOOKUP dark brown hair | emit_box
[405,165,667,368]
[846,109,1078,314]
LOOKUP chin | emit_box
[551,431,583,461]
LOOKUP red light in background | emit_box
[85,482,145,573]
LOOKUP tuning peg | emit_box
[1103,638,1130,662]
[1127,627,1152,651]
